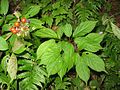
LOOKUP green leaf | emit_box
[55,15,66,25]
[62,23,72,37]
[39,41,75,77]
[19,65,47,90]
[40,42,61,65]
[1,0,9,15]
[82,52,106,72]
[0,73,10,84]
[52,7,67,17]
[73,21,97,37]
[18,60,33,71]
[24,5,41,18]
[7,54,17,81]
[29,19,43,29]
[17,72,30,79]
[47,56,63,76]
[0,65,3,72]
[6,14,15,21]
[89,80,99,88]
[54,77,71,90]
[34,28,58,38]
[9,34,17,47]
[37,39,55,60]
[62,42,74,70]
[52,1,60,9]
[18,59,33,65]
[2,24,11,32]
[58,61,67,79]
[75,33,104,52]
[111,22,120,39]
[1,55,9,72]
[0,18,3,26]
[56,26,63,39]
[12,38,26,54]
[46,16,53,26]
[85,33,104,43]
[19,64,32,71]
[39,41,65,76]
[72,53,80,65]
[76,57,90,84]
[41,15,53,26]
[0,36,8,51]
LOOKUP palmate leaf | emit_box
[62,41,74,71]
[47,56,63,76]
[81,52,106,72]
[18,60,47,90]
[75,33,104,52]
[37,39,56,60]
[72,53,80,65]
[73,21,97,38]
[76,57,90,84]
[58,62,67,80]
[37,40,75,78]
[75,51,106,84]
[39,41,62,76]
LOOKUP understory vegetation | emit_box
[0,0,120,90]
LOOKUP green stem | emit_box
[7,84,10,90]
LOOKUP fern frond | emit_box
[74,1,103,22]
[75,6,92,21]
[18,60,47,90]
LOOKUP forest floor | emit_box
[109,0,120,27]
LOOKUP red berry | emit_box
[10,27,18,34]
[21,18,27,23]
[14,22,20,27]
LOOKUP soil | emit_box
[108,0,120,27]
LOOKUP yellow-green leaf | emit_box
[0,36,8,51]
[34,28,58,38]
[111,22,120,40]
[7,54,17,81]
[82,52,106,72]
[76,57,90,84]
[1,0,9,15]
[73,21,97,37]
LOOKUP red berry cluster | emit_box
[10,18,29,35]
